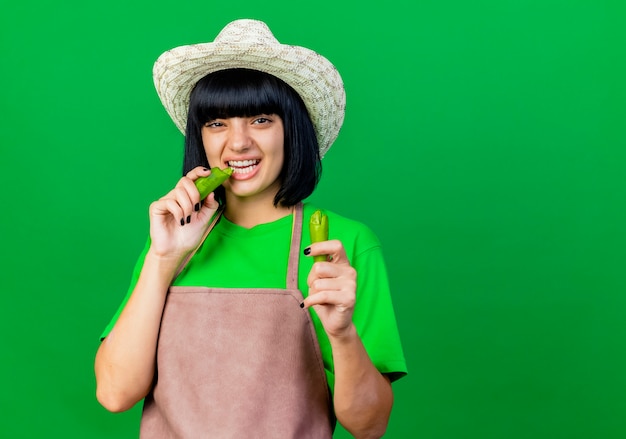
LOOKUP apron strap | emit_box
[173,202,304,288]
[287,202,303,290]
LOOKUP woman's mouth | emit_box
[227,159,260,175]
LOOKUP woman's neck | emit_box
[223,193,294,229]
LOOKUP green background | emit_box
[1,0,624,438]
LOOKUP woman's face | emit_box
[201,114,284,203]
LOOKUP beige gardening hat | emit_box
[153,19,346,158]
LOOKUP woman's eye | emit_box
[253,117,270,124]
[205,121,223,128]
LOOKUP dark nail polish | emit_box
[186,215,191,224]
[303,247,311,256]
[194,203,200,212]
[299,302,304,308]
[180,218,185,226]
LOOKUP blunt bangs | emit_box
[189,68,285,125]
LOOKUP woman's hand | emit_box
[302,240,357,338]
[303,240,393,437]
[148,166,220,260]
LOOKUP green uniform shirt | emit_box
[101,203,407,390]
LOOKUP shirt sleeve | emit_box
[99,238,151,340]
[351,231,408,382]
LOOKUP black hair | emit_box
[183,68,321,207]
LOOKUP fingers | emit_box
[305,263,357,297]
[302,240,356,310]
[304,240,354,292]
[150,167,216,226]
[173,179,200,225]
[301,262,356,334]
[150,197,188,226]
[305,240,350,265]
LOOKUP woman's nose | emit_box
[228,123,252,152]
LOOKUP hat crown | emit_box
[214,19,279,45]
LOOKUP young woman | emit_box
[95,19,407,438]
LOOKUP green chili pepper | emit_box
[309,209,329,262]
[194,167,233,199]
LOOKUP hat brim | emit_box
[153,37,345,158]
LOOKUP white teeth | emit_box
[228,159,259,167]
[227,159,259,174]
